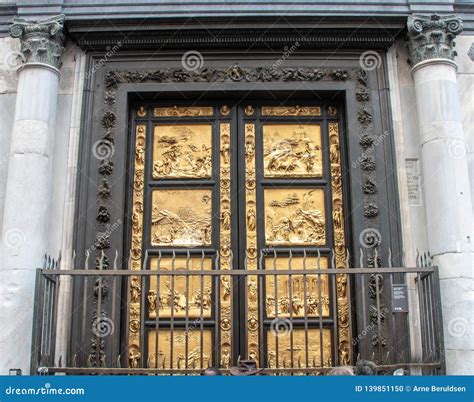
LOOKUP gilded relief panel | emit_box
[148,257,213,319]
[265,257,329,318]
[267,328,332,368]
[152,124,212,179]
[263,124,322,177]
[153,106,214,117]
[261,106,321,117]
[151,189,212,247]
[264,188,326,246]
[148,329,213,369]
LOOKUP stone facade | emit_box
[0,7,472,375]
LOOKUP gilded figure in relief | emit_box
[267,328,331,368]
[148,330,212,369]
[264,189,325,245]
[149,257,213,318]
[153,125,212,178]
[151,189,212,247]
[265,257,330,318]
[263,124,322,177]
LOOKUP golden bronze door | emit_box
[127,102,350,369]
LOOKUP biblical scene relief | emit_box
[153,124,212,178]
[148,257,212,319]
[265,257,329,318]
[151,189,212,246]
[264,188,325,246]
[148,329,212,369]
[267,328,332,368]
[263,124,322,177]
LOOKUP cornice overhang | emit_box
[65,16,406,51]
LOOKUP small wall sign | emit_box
[392,284,408,312]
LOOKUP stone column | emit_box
[0,15,65,374]
[407,14,474,374]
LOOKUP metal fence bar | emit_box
[288,251,294,368]
[168,251,176,369]
[80,254,90,367]
[199,251,205,369]
[30,250,445,376]
[155,250,162,369]
[302,250,309,368]
[44,361,442,376]
[213,256,220,369]
[184,251,190,369]
[50,269,60,367]
[318,251,324,367]
[39,267,436,275]
[95,254,103,368]
[272,249,279,369]
[432,266,445,374]
[30,269,45,374]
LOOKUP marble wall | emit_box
[0,38,85,374]
[388,35,474,374]
[456,35,474,210]
[0,37,18,235]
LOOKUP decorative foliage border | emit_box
[91,65,386,365]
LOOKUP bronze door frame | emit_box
[130,104,237,369]
[236,102,349,367]
[128,99,350,368]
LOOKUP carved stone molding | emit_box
[104,67,352,89]
[406,14,463,66]
[9,14,65,70]
[68,24,400,52]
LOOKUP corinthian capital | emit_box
[10,14,65,70]
[407,14,463,66]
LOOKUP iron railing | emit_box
[31,249,444,375]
